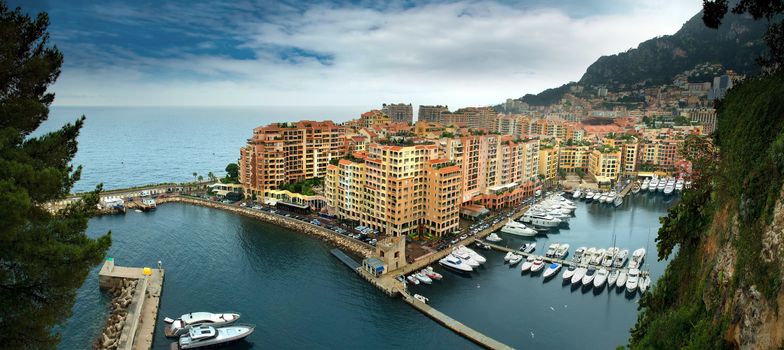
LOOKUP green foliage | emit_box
[278,178,323,196]
[225,163,239,180]
[518,83,574,106]
[0,3,111,347]
[440,132,455,138]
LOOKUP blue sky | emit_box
[11,0,701,108]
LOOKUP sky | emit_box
[12,0,702,109]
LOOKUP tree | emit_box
[0,3,111,348]
[225,163,239,180]
[192,171,197,182]
[207,171,215,182]
[703,0,784,71]
[197,175,204,182]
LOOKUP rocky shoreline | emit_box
[93,278,138,350]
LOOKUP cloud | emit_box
[50,0,702,109]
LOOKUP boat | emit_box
[570,267,587,285]
[562,265,577,280]
[520,242,536,254]
[415,272,432,284]
[613,249,629,268]
[639,274,651,293]
[585,191,594,202]
[175,324,255,349]
[438,255,473,272]
[631,183,641,194]
[501,221,538,236]
[657,178,666,192]
[424,267,443,280]
[607,269,620,287]
[529,257,546,273]
[457,245,486,264]
[626,268,640,292]
[545,243,559,257]
[164,312,241,337]
[582,247,596,264]
[572,247,586,263]
[593,268,609,288]
[675,178,684,191]
[641,178,650,191]
[451,249,480,267]
[509,254,523,266]
[597,193,607,203]
[663,183,675,195]
[616,270,628,289]
[572,189,581,199]
[504,251,515,262]
[543,262,562,278]
[602,247,618,267]
[606,191,617,204]
[413,294,429,303]
[591,249,606,265]
[555,243,570,259]
[485,233,502,242]
[520,256,536,272]
[648,177,659,192]
[613,196,623,207]
[525,214,561,228]
[406,275,419,285]
[581,267,597,285]
[629,248,646,269]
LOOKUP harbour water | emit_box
[59,192,675,349]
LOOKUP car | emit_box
[450,239,458,244]
[395,275,405,283]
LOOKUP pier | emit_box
[97,258,165,350]
[331,248,360,270]
[483,242,635,274]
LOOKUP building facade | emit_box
[382,103,414,124]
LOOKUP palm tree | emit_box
[207,171,216,182]
[192,172,197,182]
[198,175,204,182]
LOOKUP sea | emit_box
[44,107,677,349]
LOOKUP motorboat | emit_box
[629,248,646,269]
[452,249,480,267]
[605,191,617,204]
[415,272,432,284]
[424,266,443,280]
[438,255,473,272]
[520,242,536,254]
[572,247,586,263]
[473,241,491,250]
[626,268,640,292]
[526,214,561,228]
[562,265,577,280]
[457,245,486,264]
[616,270,628,288]
[613,196,623,207]
[175,324,255,349]
[602,247,619,267]
[613,249,629,268]
[582,248,596,264]
[529,257,546,273]
[585,191,595,201]
[597,193,608,203]
[631,183,641,194]
[485,233,502,242]
[543,262,562,278]
[164,312,241,338]
[509,254,523,266]
[545,243,559,257]
[570,267,587,285]
[639,274,651,293]
[520,256,536,272]
[675,178,684,191]
[607,269,620,287]
[501,221,538,237]
[406,275,420,285]
[641,178,650,191]
[555,244,570,259]
[504,251,515,262]
[657,178,666,192]
[648,177,659,192]
[593,268,609,288]
[572,189,581,199]
[581,267,597,285]
[664,183,675,195]
[591,249,606,265]
[413,294,429,303]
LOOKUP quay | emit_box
[331,248,360,270]
[97,258,165,350]
[619,180,636,197]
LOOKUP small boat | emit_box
[613,250,629,268]
[406,275,420,285]
[502,220,538,236]
[572,247,586,263]
[641,179,650,191]
[607,269,620,287]
[664,184,675,195]
[413,294,429,303]
[415,272,432,284]
[555,244,570,259]
[581,248,596,264]
[545,243,559,258]
[648,177,659,192]
[530,257,546,273]
[175,324,255,349]
[629,248,646,269]
[593,268,609,288]
[164,312,241,337]
[570,267,587,285]
[581,267,597,285]
[585,192,594,202]
[602,247,619,267]
[639,274,651,293]
[613,196,623,207]
[591,249,606,265]
[520,256,536,272]
[562,265,577,280]
[572,189,581,199]
[509,254,523,266]
[616,270,628,289]
[606,191,617,204]
[520,242,536,254]
[504,251,515,262]
[631,183,641,194]
[424,267,443,280]
[485,233,502,242]
[438,255,473,272]
[657,179,666,192]
[626,268,640,292]
[543,262,562,278]
[675,178,684,191]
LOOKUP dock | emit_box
[401,291,515,350]
[483,242,635,274]
[619,180,636,197]
[331,248,360,270]
[98,258,164,350]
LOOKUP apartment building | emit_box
[689,108,717,134]
[538,142,560,180]
[588,146,621,184]
[418,105,449,123]
[382,103,414,124]
[239,121,346,197]
[558,145,590,172]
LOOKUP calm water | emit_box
[37,106,368,193]
[59,193,675,349]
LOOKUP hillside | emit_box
[629,72,784,349]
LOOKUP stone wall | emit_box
[93,278,141,350]
[159,196,373,258]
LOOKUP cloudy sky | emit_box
[14,0,701,109]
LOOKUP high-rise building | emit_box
[689,108,717,134]
[440,107,497,130]
[239,120,346,197]
[418,105,448,123]
[538,142,560,180]
[588,147,621,184]
[382,103,413,124]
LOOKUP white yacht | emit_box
[591,249,606,265]
[527,214,561,228]
[657,178,666,191]
[607,269,620,287]
[439,255,473,272]
[605,191,617,204]
[631,183,641,194]
[597,193,608,203]
[543,262,562,278]
[641,178,650,191]
[664,183,675,195]
[520,242,536,254]
[613,249,629,268]
[413,294,429,304]
[501,221,537,237]
[415,272,432,284]
[585,191,595,201]
[581,267,597,285]
[406,275,420,285]
[530,257,546,273]
[555,243,570,259]
[602,247,619,267]
[520,256,536,272]
[485,233,502,242]
[616,270,628,289]
[581,248,596,264]
[504,251,515,262]
[176,324,254,349]
[593,268,609,288]
[639,274,651,293]
[629,248,646,269]
[456,245,486,264]
[545,243,559,257]
[570,267,587,285]
[572,247,586,263]
[572,189,581,199]
[164,312,241,337]
[648,177,659,192]
[675,178,684,191]
[509,254,523,266]
[626,268,640,292]
[562,265,577,280]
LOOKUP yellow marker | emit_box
[143,267,152,275]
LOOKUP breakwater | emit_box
[158,195,374,258]
[93,278,139,350]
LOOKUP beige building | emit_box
[382,103,414,124]
[588,146,621,184]
[689,108,717,134]
[538,143,560,180]
[418,105,448,123]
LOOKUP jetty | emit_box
[483,242,635,274]
[97,258,165,350]
[619,180,636,197]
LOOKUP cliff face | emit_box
[630,72,784,349]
